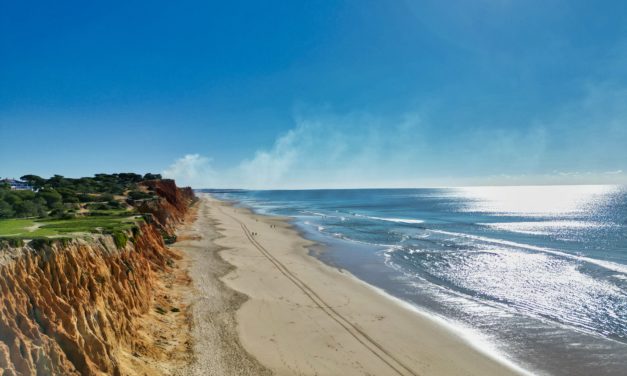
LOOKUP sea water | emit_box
[208,186,627,375]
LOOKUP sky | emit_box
[1,0,626,188]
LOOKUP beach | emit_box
[174,195,527,376]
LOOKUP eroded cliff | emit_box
[0,180,196,376]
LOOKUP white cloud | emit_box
[161,39,627,189]
[230,112,431,189]
[162,97,627,188]
[162,112,434,189]
[162,154,217,187]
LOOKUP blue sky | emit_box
[1,0,626,188]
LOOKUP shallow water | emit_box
[208,186,627,375]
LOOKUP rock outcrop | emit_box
[137,179,196,235]
[0,180,195,376]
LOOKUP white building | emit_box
[1,178,35,191]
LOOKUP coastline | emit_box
[0,179,198,375]
[180,195,529,376]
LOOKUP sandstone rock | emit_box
[0,181,195,375]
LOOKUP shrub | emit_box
[78,193,96,202]
[61,212,77,220]
[143,173,162,180]
[87,203,113,210]
[0,238,25,247]
[30,238,54,250]
[112,231,128,249]
[63,196,80,204]
[161,230,177,245]
[107,200,122,208]
[38,189,63,208]
[128,190,154,200]
[0,201,15,218]
[99,193,115,202]
[49,208,67,218]
[14,201,39,218]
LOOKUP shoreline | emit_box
[226,199,533,374]
[181,195,530,375]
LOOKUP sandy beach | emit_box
[175,195,527,376]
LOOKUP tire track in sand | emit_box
[219,207,419,376]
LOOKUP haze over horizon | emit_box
[2,1,626,189]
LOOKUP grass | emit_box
[0,219,57,237]
[0,214,143,240]
[0,219,37,236]
[0,181,148,244]
[87,209,135,216]
[40,216,141,233]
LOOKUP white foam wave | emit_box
[346,274,536,376]
[480,220,611,236]
[368,216,424,224]
[429,229,627,275]
[301,210,332,218]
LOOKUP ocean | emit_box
[209,185,627,375]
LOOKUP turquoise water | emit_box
[209,186,627,375]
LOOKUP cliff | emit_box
[0,180,196,376]
[136,180,196,236]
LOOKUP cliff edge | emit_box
[0,179,196,376]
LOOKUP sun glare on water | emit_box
[453,185,620,217]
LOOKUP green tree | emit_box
[3,193,22,206]
[99,193,115,202]
[14,201,38,218]
[78,193,95,202]
[0,201,15,218]
[20,174,45,189]
[118,173,143,183]
[49,207,67,218]
[14,190,35,200]
[37,189,63,209]
[56,188,79,203]
[33,197,48,217]
[143,173,162,180]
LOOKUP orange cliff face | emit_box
[0,180,196,376]
[137,179,197,235]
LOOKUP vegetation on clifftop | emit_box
[0,173,162,218]
[0,173,164,240]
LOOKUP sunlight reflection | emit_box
[453,185,620,216]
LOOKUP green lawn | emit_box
[0,219,39,236]
[39,216,141,233]
[0,214,143,240]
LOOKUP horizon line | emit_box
[193,183,625,191]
